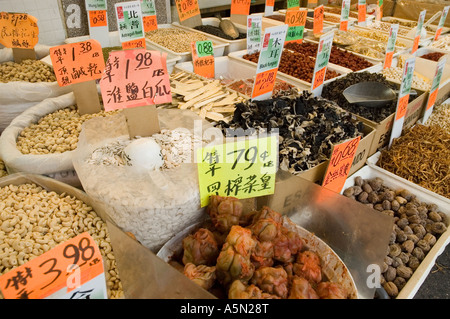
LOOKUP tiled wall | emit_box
[1,0,67,46]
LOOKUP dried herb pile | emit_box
[322,72,400,123]
[377,124,450,199]
[215,92,364,174]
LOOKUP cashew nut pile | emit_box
[0,60,57,83]
[0,183,123,299]
[0,160,7,178]
[16,106,120,155]
[145,28,209,53]
[430,35,450,51]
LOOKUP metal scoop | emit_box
[343,82,417,108]
[216,15,240,39]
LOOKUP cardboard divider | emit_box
[12,48,36,63]
[71,80,103,115]
[123,104,160,138]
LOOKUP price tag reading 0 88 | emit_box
[196,40,214,57]
[0,233,104,299]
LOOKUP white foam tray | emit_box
[144,24,229,62]
[227,49,352,91]
[342,165,450,299]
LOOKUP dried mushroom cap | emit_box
[215,92,364,175]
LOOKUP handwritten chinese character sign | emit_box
[197,135,278,207]
[0,12,39,49]
[50,39,105,87]
[99,49,172,111]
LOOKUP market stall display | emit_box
[375,125,450,200]
[158,195,357,299]
[0,92,117,187]
[342,166,449,299]
[0,173,124,299]
[215,92,365,180]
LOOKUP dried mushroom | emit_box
[215,92,364,175]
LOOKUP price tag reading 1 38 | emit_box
[0,233,106,299]
[197,135,278,207]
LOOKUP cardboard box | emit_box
[394,0,450,29]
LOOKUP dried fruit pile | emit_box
[169,195,350,299]
[343,176,448,298]
[215,93,364,175]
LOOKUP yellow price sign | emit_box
[197,135,278,207]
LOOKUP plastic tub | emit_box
[342,165,450,299]
[144,24,229,62]
[228,49,351,91]
[173,17,247,55]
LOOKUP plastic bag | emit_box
[0,44,72,132]
[73,109,223,252]
[0,92,81,187]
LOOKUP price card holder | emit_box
[311,30,334,96]
[251,24,288,101]
[340,0,351,31]
[434,6,450,41]
[85,0,110,48]
[389,56,416,148]
[230,0,251,26]
[313,5,324,35]
[264,0,275,16]
[0,12,39,62]
[141,0,158,32]
[0,232,107,299]
[422,57,446,124]
[412,10,426,55]
[50,39,105,115]
[383,24,399,69]
[247,15,262,54]
[174,0,202,28]
[197,134,278,207]
[191,40,215,78]
[115,1,146,50]
[99,49,171,138]
[322,136,361,193]
[285,9,307,44]
[358,0,367,27]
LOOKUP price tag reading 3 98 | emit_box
[0,232,106,299]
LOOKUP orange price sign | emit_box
[384,51,394,69]
[395,94,409,120]
[322,136,361,193]
[358,0,366,24]
[100,49,172,111]
[89,10,107,27]
[143,15,158,32]
[252,68,278,99]
[49,39,105,87]
[191,41,215,78]
[266,0,275,6]
[285,9,307,44]
[175,0,200,22]
[383,24,399,69]
[313,5,324,35]
[0,12,39,49]
[122,37,146,50]
[0,232,106,299]
[230,0,251,16]
[312,67,326,90]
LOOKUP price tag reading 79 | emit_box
[197,135,278,207]
[0,232,106,299]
